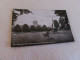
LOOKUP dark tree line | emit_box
[13,24,52,32]
[12,10,70,32]
[13,17,70,32]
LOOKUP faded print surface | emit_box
[11,9,74,47]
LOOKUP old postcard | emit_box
[11,9,74,47]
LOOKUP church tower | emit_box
[33,20,38,27]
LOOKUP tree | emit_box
[55,10,68,23]
[12,11,19,25]
[14,24,22,32]
[64,24,70,30]
[14,9,33,15]
[53,20,59,30]
[23,24,30,32]
[30,25,36,31]
[42,25,47,31]
[59,17,65,29]
[12,9,33,25]
[54,10,70,30]
[47,27,52,31]
[36,25,42,31]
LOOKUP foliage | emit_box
[53,20,59,30]
[12,11,19,25]
[36,25,42,31]
[12,9,33,25]
[23,24,30,32]
[59,17,65,29]
[30,25,36,31]
[14,9,33,15]
[55,10,70,30]
[14,24,22,32]
[64,24,70,30]
[42,25,47,31]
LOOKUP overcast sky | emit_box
[14,9,60,27]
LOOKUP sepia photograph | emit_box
[11,9,74,47]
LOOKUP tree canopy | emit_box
[12,9,33,25]
[30,25,36,31]
[14,24,22,32]
[42,25,47,31]
[55,10,70,30]
[36,25,42,31]
[23,24,30,32]
[53,20,59,30]
[55,10,68,24]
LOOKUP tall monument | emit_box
[33,20,38,27]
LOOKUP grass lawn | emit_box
[11,30,74,47]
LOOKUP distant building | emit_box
[33,20,38,27]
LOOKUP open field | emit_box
[11,30,74,47]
